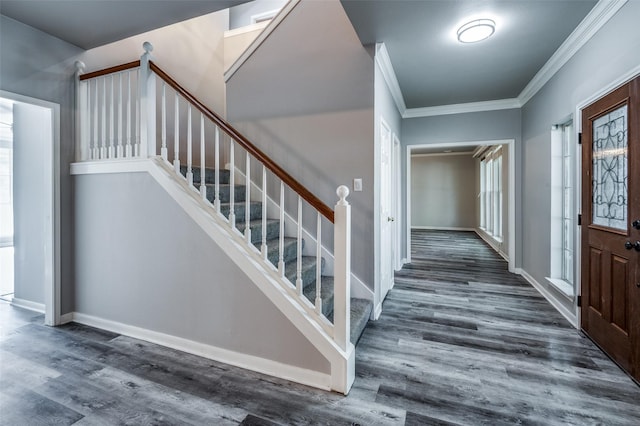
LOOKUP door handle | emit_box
[387,217,395,222]
[633,220,640,230]
[624,241,640,251]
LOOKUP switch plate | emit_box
[353,178,362,192]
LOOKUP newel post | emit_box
[74,60,86,161]
[139,41,157,158]
[334,185,352,351]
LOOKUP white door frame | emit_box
[406,139,516,273]
[1,90,61,326]
[392,133,402,271]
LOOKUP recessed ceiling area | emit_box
[412,145,480,156]
[0,0,249,49]
[341,0,598,108]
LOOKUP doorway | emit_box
[406,139,516,273]
[0,91,60,326]
[580,74,639,382]
[0,98,14,301]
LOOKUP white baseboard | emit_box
[11,298,45,313]
[373,301,382,320]
[517,269,578,329]
[411,226,475,232]
[72,312,332,391]
[474,228,508,261]
[59,312,74,324]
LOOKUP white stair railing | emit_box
[74,43,352,352]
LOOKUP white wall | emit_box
[74,171,330,374]
[520,0,640,318]
[226,0,375,288]
[411,154,477,229]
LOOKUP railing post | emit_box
[334,185,351,351]
[139,41,156,158]
[74,61,86,162]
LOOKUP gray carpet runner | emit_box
[182,165,372,345]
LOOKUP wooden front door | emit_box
[581,75,640,382]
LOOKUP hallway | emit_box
[0,230,639,425]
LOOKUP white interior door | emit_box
[380,119,393,300]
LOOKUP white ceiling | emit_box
[341,0,598,108]
[0,0,249,49]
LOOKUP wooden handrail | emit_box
[79,60,141,81]
[148,61,334,223]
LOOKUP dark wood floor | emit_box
[1,230,639,425]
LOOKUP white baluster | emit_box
[94,80,99,159]
[101,77,106,159]
[74,61,86,162]
[135,83,140,157]
[117,73,123,158]
[214,126,220,213]
[139,41,156,158]
[173,92,180,173]
[200,114,206,200]
[109,75,114,158]
[126,72,132,158]
[261,165,268,261]
[296,196,303,296]
[245,152,251,243]
[278,181,285,277]
[186,106,193,186]
[315,212,322,315]
[161,82,167,162]
[87,79,93,160]
[229,140,236,228]
[334,185,351,351]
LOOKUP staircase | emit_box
[180,165,372,345]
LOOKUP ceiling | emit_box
[341,0,598,109]
[1,0,598,109]
[0,0,249,50]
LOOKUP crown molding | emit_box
[403,98,520,119]
[518,0,628,106]
[375,42,407,116]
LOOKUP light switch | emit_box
[353,178,363,192]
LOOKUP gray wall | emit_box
[75,172,329,374]
[411,154,477,229]
[12,103,51,304]
[229,0,288,29]
[226,0,375,287]
[1,15,83,312]
[520,0,640,313]
[401,109,522,265]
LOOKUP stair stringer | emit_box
[227,164,375,305]
[70,156,355,394]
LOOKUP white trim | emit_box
[251,9,282,24]
[59,312,74,324]
[375,43,407,116]
[412,226,475,232]
[72,312,331,391]
[71,157,354,393]
[1,90,60,327]
[517,269,579,329]
[11,297,45,314]
[225,0,301,82]
[518,0,628,106]
[411,151,475,158]
[224,21,270,38]
[407,139,516,272]
[404,98,520,119]
[475,228,508,261]
[545,277,575,299]
[373,302,382,320]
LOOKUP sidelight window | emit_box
[480,147,502,241]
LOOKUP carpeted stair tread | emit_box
[259,237,299,267]
[180,165,230,185]
[303,276,334,317]
[202,183,247,204]
[284,256,323,288]
[220,201,262,222]
[349,298,373,345]
[236,219,280,245]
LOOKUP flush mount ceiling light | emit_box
[457,19,496,43]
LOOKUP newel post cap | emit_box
[337,185,350,206]
[74,60,85,73]
[143,41,154,54]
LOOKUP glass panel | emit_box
[563,249,573,284]
[592,105,628,231]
